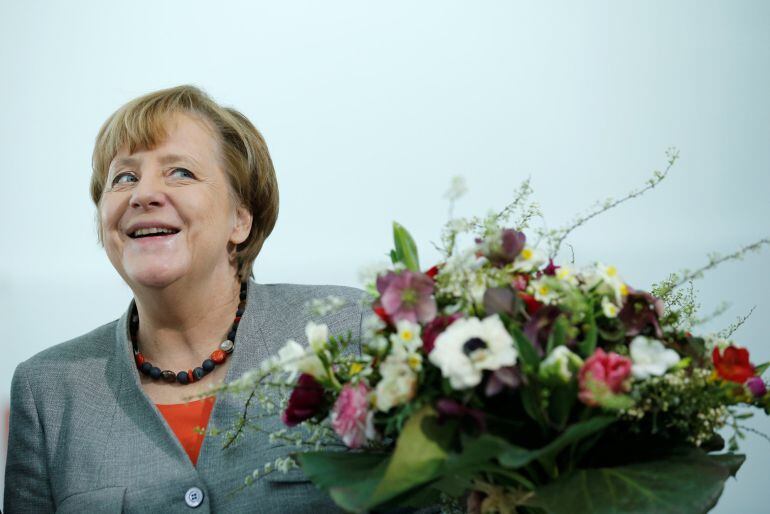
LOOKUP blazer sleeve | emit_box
[3,361,56,513]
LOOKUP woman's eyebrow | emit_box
[157,153,201,166]
[110,153,200,170]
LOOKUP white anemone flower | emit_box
[629,336,681,379]
[276,340,327,381]
[428,314,517,390]
[305,322,329,353]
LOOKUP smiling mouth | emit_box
[128,228,181,239]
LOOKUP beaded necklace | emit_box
[131,281,247,385]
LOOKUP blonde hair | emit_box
[90,85,279,282]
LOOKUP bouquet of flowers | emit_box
[211,150,770,513]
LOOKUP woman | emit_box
[3,85,367,513]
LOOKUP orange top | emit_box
[156,396,216,466]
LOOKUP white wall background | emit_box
[1,0,768,510]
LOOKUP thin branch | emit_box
[718,306,757,339]
[655,238,770,299]
[549,148,679,259]
[223,387,257,449]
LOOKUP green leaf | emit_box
[297,451,389,512]
[546,315,569,355]
[392,222,420,272]
[499,416,616,469]
[755,361,769,376]
[369,405,454,506]
[509,323,541,370]
[527,449,746,514]
[547,382,578,429]
[578,306,597,357]
[298,406,455,513]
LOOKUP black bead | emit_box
[140,362,153,374]
[228,329,237,341]
[177,371,189,384]
[149,366,162,379]
[240,290,247,300]
[161,370,176,383]
[236,308,244,317]
[193,367,206,380]
[202,359,215,372]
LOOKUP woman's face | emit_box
[99,112,252,289]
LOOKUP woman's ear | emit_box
[230,204,253,245]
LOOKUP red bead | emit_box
[233,316,242,323]
[210,349,226,364]
[188,368,195,383]
[135,353,145,367]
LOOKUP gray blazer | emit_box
[3,281,369,513]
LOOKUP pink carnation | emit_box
[578,348,632,407]
[331,382,374,449]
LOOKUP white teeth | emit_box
[132,227,177,237]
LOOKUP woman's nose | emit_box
[129,175,167,209]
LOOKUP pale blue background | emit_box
[1,1,768,511]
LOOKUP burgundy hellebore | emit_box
[376,270,437,324]
[487,229,527,267]
[422,313,463,354]
[618,287,665,338]
[282,373,325,427]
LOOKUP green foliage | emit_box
[508,322,541,371]
[392,222,420,272]
[527,447,745,514]
[577,304,598,357]
[498,416,615,471]
[299,406,455,513]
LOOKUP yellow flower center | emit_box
[539,285,550,295]
[401,330,414,342]
[350,362,364,375]
[606,266,617,277]
[521,248,533,260]
[620,283,628,296]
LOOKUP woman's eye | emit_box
[171,167,195,179]
[112,173,137,185]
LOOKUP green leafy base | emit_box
[297,408,745,514]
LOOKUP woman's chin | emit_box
[125,265,189,290]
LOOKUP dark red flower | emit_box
[282,374,325,427]
[541,259,560,277]
[712,346,755,384]
[425,264,441,279]
[486,229,527,267]
[422,313,463,354]
[523,305,563,355]
[518,292,542,315]
[618,287,665,338]
[373,305,393,326]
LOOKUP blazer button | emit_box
[184,486,205,508]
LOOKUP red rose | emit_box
[712,346,755,384]
[282,373,325,427]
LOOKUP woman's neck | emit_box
[132,267,243,368]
